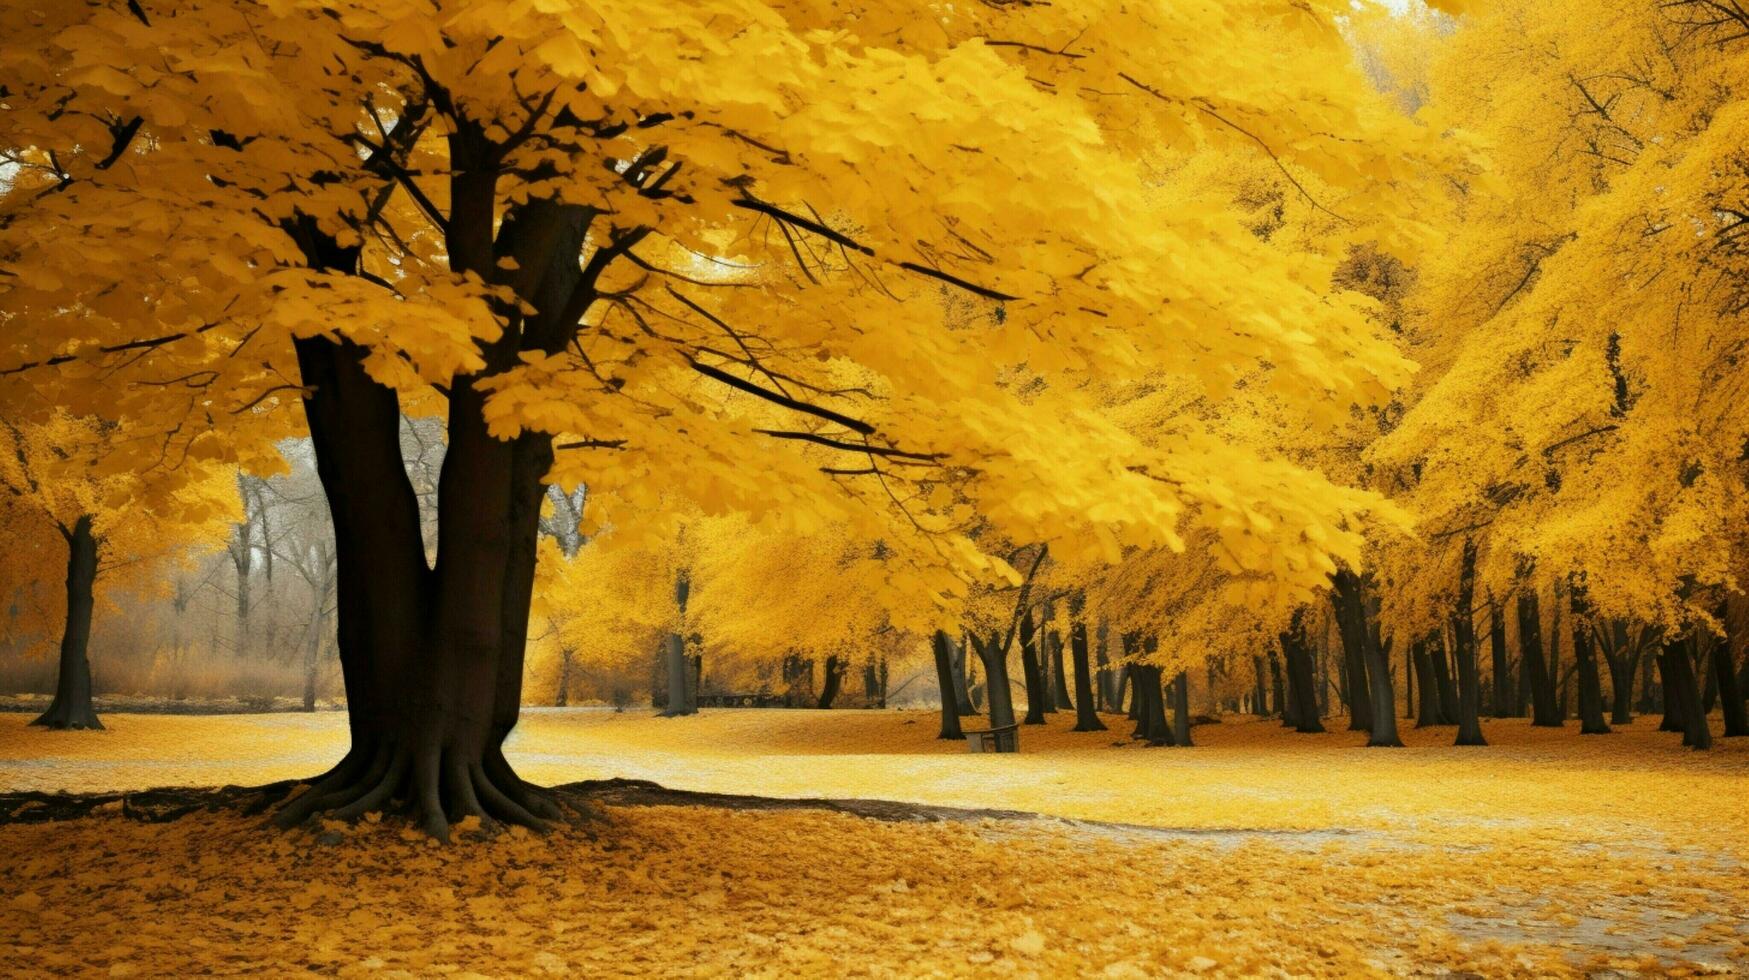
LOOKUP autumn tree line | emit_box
[3,0,1747,841]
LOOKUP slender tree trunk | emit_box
[1658,645,1686,732]
[302,562,331,713]
[1094,621,1114,712]
[1548,583,1567,721]
[971,632,1017,731]
[1405,630,1415,718]
[1431,634,1459,725]
[1050,630,1074,710]
[817,655,844,709]
[663,633,692,716]
[1363,627,1402,746]
[32,514,103,731]
[1412,637,1440,727]
[1020,608,1047,724]
[1489,597,1513,716]
[1700,641,1718,714]
[1569,592,1611,735]
[1170,670,1192,747]
[1330,570,1373,732]
[933,630,965,741]
[1603,620,1636,726]
[1452,541,1487,746]
[1069,620,1106,732]
[1273,646,1296,728]
[1714,605,1749,737]
[1519,590,1560,726]
[1281,611,1324,733]
[1252,654,1268,718]
[949,636,976,716]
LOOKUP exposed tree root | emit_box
[0,777,1371,849]
[265,741,585,841]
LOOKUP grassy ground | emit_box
[2,709,1745,976]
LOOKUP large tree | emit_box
[2,0,1440,836]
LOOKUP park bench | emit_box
[963,722,1020,753]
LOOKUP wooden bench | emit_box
[963,722,1020,753]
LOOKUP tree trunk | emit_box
[1252,655,1269,717]
[1601,620,1636,726]
[32,514,103,731]
[1569,592,1611,735]
[1362,625,1402,746]
[1020,608,1047,725]
[1272,647,1296,727]
[1069,620,1107,732]
[1330,569,1373,732]
[817,655,844,709]
[1134,665,1173,745]
[663,634,693,716]
[1658,644,1686,732]
[302,572,330,713]
[1050,630,1074,710]
[271,325,565,840]
[1488,597,1513,716]
[551,648,571,707]
[970,632,1018,731]
[932,630,965,741]
[1452,542,1487,746]
[1519,589,1560,727]
[1430,634,1459,725]
[1699,639,1718,714]
[1412,637,1441,727]
[1714,604,1749,737]
[1664,638,1711,749]
[949,635,976,716]
[1170,670,1192,747]
[1281,611,1324,733]
[1094,621,1115,712]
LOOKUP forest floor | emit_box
[0,709,1745,977]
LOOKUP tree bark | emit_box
[1170,670,1192,747]
[1329,569,1373,732]
[1658,644,1685,732]
[1599,620,1637,726]
[1714,605,1749,737]
[1663,638,1711,749]
[1488,596,1513,716]
[1019,608,1048,724]
[1361,619,1402,746]
[32,514,103,731]
[1518,590,1560,726]
[1280,611,1324,733]
[1272,647,1296,727]
[1050,630,1074,710]
[1069,620,1107,732]
[1251,654,1269,717]
[1412,636,1441,727]
[949,635,977,716]
[970,632,1018,731]
[1452,541,1487,746]
[1094,621,1115,712]
[817,654,845,709]
[272,299,568,838]
[1133,664,1173,745]
[1569,590,1611,735]
[932,630,965,741]
[1430,633,1459,726]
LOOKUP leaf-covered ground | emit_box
[2,709,1745,977]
